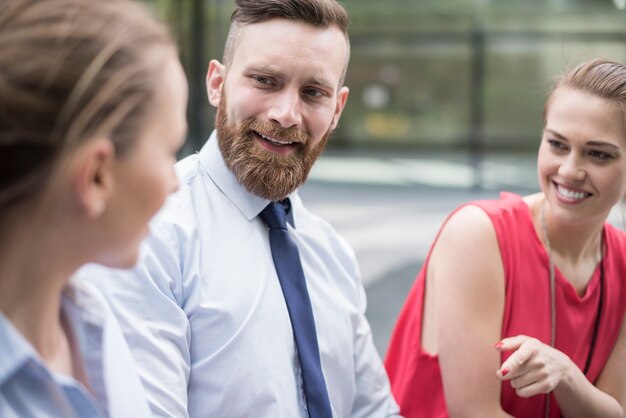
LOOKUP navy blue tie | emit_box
[260,200,333,418]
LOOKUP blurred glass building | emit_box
[144,0,626,156]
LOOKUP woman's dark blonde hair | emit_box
[545,58,626,121]
[0,0,176,218]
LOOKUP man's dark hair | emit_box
[223,0,350,85]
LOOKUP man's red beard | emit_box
[215,94,331,201]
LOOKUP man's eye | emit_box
[253,76,273,85]
[303,88,324,97]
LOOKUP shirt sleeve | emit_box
[79,224,192,418]
[350,274,403,418]
[306,206,403,418]
[98,292,153,418]
[323,229,402,418]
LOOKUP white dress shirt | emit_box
[80,131,401,418]
[0,279,151,418]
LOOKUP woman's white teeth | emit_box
[557,185,587,200]
[259,132,293,146]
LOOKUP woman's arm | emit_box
[426,205,512,418]
[587,318,626,417]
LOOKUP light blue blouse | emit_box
[0,279,151,418]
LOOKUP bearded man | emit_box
[81,1,401,417]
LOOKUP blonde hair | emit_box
[0,0,176,218]
[545,58,626,120]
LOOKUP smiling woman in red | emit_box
[385,59,626,418]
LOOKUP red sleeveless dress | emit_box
[385,192,626,418]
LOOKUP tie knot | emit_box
[260,201,289,230]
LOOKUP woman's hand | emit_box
[495,335,573,398]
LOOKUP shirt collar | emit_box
[0,279,107,390]
[198,130,298,226]
[62,278,108,413]
[0,311,36,385]
[279,198,296,228]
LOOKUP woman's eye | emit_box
[588,150,614,162]
[547,139,566,150]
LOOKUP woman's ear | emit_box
[71,137,115,219]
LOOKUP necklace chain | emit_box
[541,200,557,349]
[540,198,604,418]
[540,200,556,418]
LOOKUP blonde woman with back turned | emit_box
[0,0,188,416]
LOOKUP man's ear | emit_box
[206,59,225,108]
[71,137,115,219]
[330,86,350,131]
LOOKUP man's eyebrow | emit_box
[246,64,281,77]
[306,76,335,90]
[246,64,335,89]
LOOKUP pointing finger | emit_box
[494,335,530,352]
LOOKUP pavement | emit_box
[298,148,622,356]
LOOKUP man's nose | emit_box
[267,89,303,129]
